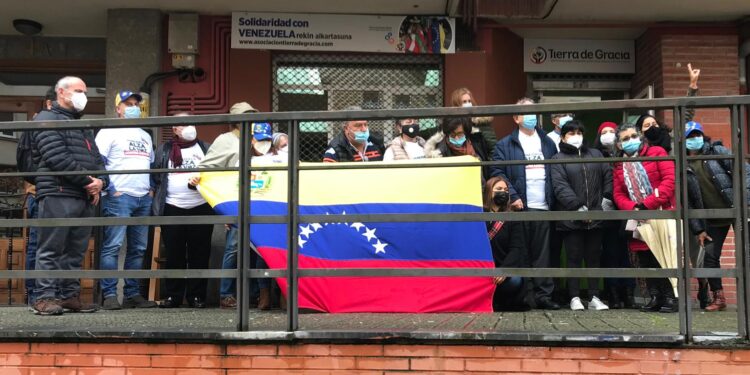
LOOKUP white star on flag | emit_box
[298,237,307,248]
[311,223,323,231]
[362,227,377,241]
[373,240,388,254]
[350,222,365,231]
[299,224,314,238]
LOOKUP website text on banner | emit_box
[197,156,494,313]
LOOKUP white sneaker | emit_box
[570,297,585,311]
[588,296,610,311]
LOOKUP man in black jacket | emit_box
[31,76,109,315]
[322,106,384,162]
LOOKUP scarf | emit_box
[446,138,475,157]
[169,138,199,168]
[488,220,505,241]
[622,159,653,204]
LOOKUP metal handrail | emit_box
[0,95,748,344]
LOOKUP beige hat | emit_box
[229,102,259,114]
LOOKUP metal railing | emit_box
[0,95,749,344]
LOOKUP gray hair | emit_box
[55,76,83,92]
[616,123,640,144]
[341,105,364,129]
[516,97,535,105]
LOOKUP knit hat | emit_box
[598,121,618,135]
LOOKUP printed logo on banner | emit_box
[530,46,547,64]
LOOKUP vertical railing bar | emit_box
[674,105,691,342]
[237,121,251,331]
[287,120,300,331]
[731,104,748,339]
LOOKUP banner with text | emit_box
[232,12,455,54]
[524,39,635,73]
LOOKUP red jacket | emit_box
[613,144,675,251]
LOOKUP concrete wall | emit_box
[105,9,163,119]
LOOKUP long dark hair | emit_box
[483,176,511,212]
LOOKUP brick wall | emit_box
[1,342,750,374]
[633,28,741,306]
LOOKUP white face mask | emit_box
[279,145,289,154]
[566,134,583,149]
[70,91,88,112]
[254,140,272,155]
[600,132,616,146]
[461,102,473,108]
[181,126,197,141]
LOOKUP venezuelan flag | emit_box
[198,156,495,313]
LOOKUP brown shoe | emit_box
[220,296,237,309]
[60,295,99,313]
[279,294,287,311]
[705,290,727,312]
[258,288,271,310]
[32,298,64,316]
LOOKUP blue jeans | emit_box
[99,193,152,299]
[25,194,38,305]
[220,226,269,298]
[220,227,238,298]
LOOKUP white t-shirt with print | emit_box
[95,128,154,197]
[519,131,549,210]
[166,143,207,209]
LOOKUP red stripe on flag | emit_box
[259,247,495,313]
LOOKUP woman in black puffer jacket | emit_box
[550,120,613,311]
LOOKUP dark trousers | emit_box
[601,222,636,289]
[549,226,564,297]
[637,250,675,298]
[705,224,730,292]
[25,194,39,304]
[523,211,554,302]
[161,203,214,302]
[563,229,603,298]
[35,196,93,300]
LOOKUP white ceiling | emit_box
[2,0,750,38]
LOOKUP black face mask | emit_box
[493,191,510,207]
[401,124,420,137]
[644,126,665,143]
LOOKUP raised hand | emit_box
[688,63,700,89]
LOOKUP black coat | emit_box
[32,104,109,200]
[550,142,612,231]
[486,219,531,311]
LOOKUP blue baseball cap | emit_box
[252,122,272,141]
[685,121,704,138]
[117,90,142,104]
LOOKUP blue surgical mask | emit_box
[123,106,141,119]
[622,139,642,155]
[449,135,466,146]
[522,115,537,129]
[353,130,369,143]
[558,116,573,127]
[686,136,704,151]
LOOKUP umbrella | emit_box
[636,219,679,297]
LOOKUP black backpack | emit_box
[16,130,37,184]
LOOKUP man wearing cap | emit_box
[685,121,750,312]
[323,105,385,162]
[95,90,157,310]
[192,101,262,309]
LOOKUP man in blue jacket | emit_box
[491,97,560,310]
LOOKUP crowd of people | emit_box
[19,63,741,316]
